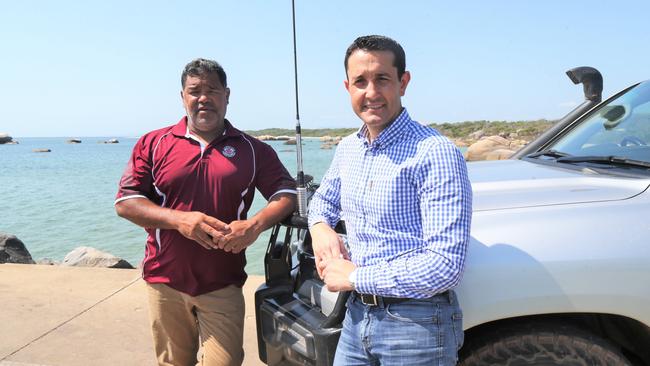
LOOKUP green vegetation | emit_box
[246,119,556,140]
[246,127,358,137]
[430,119,556,140]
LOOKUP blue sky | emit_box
[2,1,649,137]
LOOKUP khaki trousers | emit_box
[146,283,245,366]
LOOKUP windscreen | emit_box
[549,81,650,163]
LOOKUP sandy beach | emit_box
[0,264,265,366]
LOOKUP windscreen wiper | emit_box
[556,155,650,169]
[526,149,572,159]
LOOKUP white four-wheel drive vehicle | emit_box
[254,67,650,365]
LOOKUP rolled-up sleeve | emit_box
[308,146,343,229]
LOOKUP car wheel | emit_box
[458,322,632,366]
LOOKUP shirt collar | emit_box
[171,116,242,140]
[356,108,411,149]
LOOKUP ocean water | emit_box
[0,137,336,275]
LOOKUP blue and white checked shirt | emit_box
[308,108,472,298]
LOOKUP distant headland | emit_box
[246,119,556,160]
[246,119,554,141]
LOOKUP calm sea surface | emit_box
[0,137,336,275]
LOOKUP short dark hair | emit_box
[344,35,406,79]
[181,58,227,88]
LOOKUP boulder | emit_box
[32,148,51,153]
[451,138,469,148]
[485,148,516,160]
[62,246,134,269]
[103,138,119,144]
[66,138,82,144]
[465,135,511,161]
[509,139,529,151]
[468,130,485,141]
[0,132,15,144]
[284,139,297,145]
[0,232,35,264]
[37,258,60,265]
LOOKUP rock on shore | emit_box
[256,135,291,141]
[0,132,18,144]
[0,232,135,269]
[0,232,35,264]
[464,135,528,161]
[62,246,134,269]
[256,135,275,141]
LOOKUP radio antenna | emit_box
[292,0,307,217]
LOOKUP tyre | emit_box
[458,322,632,366]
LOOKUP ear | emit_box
[225,87,230,104]
[399,71,411,96]
[344,79,350,93]
[180,90,184,100]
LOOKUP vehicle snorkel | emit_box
[513,66,603,159]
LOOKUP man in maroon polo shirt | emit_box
[115,58,296,366]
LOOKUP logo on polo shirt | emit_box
[222,145,236,158]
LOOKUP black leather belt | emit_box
[355,292,410,306]
[354,291,450,307]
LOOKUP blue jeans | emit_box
[333,290,463,366]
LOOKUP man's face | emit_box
[181,73,230,134]
[344,50,410,137]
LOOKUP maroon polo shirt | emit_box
[115,117,296,296]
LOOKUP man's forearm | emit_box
[307,191,341,229]
[247,193,296,233]
[115,197,231,250]
[115,197,180,230]
[353,245,467,298]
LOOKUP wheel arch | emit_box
[461,312,650,365]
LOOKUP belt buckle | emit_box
[360,294,379,306]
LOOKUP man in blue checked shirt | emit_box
[308,35,473,365]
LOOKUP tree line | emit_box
[246,119,556,140]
